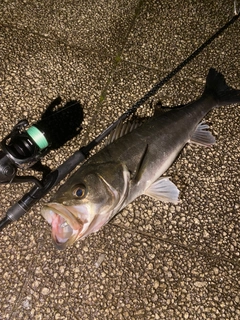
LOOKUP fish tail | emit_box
[203,68,240,106]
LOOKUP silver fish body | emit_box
[41,68,240,249]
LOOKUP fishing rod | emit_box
[0,106,137,231]
[0,11,239,231]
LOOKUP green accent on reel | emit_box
[27,126,48,150]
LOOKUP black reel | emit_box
[0,97,83,185]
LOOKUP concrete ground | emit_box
[0,1,239,319]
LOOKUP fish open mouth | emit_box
[41,203,83,250]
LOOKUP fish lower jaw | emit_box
[53,227,79,246]
[41,204,83,249]
[52,215,77,246]
[52,218,82,250]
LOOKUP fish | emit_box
[41,68,240,250]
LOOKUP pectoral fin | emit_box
[190,122,215,147]
[144,177,179,204]
[132,144,149,184]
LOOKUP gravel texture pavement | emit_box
[0,1,239,319]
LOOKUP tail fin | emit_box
[203,68,240,106]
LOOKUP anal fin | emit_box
[190,122,215,147]
[144,177,179,204]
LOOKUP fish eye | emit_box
[72,184,86,198]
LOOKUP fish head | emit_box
[41,162,130,250]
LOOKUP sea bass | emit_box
[41,68,240,250]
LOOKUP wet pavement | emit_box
[0,1,239,319]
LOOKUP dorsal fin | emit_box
[154,101,186,115]
[105,117,146,146]
[153,101,170,115]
